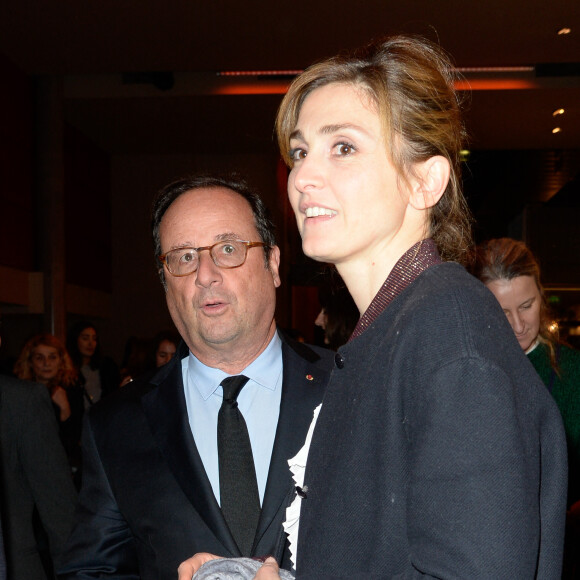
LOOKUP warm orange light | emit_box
[210,78,539,95]
[552,127,562,134]
[552,108,565,116]
[454,79,537,91]
[557,27,571,35]
[218,70,302,77]
[212,82,291,95]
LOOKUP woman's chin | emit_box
[301,240,335,264]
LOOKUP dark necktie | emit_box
[217,375,261,556]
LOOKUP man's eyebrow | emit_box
[216,232,243,241]
[167,233,243,251]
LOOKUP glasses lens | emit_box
[211,241,246,268]
[168,249,198,276]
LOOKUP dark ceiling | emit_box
[1,0,579,231]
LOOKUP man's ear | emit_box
[269,245,282,288]
[408,156,450,210]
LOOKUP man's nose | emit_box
[195,251,223,288]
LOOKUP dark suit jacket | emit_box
[0,510,6,580]
[57,333,332,579]
[0,376,77,580]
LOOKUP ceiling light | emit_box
[552,108,565,116]
[557,27,571,35]
[455,66,534,73]
[552,127,562,134]
[218,70,303,77]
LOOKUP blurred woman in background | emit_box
[14,333,84,472]
[473,237,580,577]
[314,285,358,351]
[119,330,180,386]
[152,330,179,368]
[67,321,120,409]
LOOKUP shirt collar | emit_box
[351,238,442,340]
[525,338,541,355]
[187,332,282,401]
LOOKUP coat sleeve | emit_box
[56,413,139,579]
[18,384,77,561]
[399,356,567,579]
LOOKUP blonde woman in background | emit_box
[14,333,84,477]
[473,237,580,578]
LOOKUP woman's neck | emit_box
[337,236,425,314]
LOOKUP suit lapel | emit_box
[141,344,240,556]
[255,334,330,548]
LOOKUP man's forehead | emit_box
[160,187,257,243]
[167,187,250,216]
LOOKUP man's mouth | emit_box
[305,206,337,218]
[200,298,228,311]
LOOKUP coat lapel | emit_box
[141,343,240,556]
[255,334,330,550]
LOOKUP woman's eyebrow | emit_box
[320,123,366,135]
[290,123,370,141]
[289,129,303,142]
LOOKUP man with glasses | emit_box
[58,175,334,578]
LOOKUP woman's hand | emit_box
[51,386,71,421]
[177,553,222,580]
[254,557,281,579]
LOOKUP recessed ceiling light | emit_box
[552,108,565,116]
[552,127,562,134]
[557,27,571,35]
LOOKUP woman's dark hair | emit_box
[276,34,473,264]
[318,284,359,351]
[151,173,277,287]
[67,321,103,370]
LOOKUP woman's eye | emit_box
[335,142,355,156]
[289,148,307,161]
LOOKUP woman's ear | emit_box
[408,156,450,210]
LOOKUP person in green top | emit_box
[473,237,580,577]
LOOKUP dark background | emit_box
[0,0,579,363]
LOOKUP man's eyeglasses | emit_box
[158,240,268,277]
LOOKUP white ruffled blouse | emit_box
[283,403,322,569]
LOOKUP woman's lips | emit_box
[305,206,337,218]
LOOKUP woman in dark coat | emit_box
[180,35,568,580]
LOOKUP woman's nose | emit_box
[314,309,326,329]
[510,312,525,334]
[293,154,324,192]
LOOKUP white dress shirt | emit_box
[182,332,283,505]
